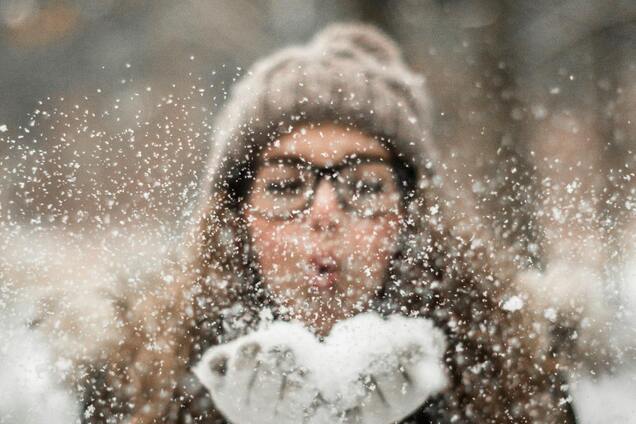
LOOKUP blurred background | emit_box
[0,1,635,422]
[1,0,634,233]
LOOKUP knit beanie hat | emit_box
[205,22,437,203]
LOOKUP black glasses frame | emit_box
[248,154,403,220]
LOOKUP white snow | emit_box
[194,312,448,424]
[572,369,636,424]
[572,251,636,424]
[501,295,524,312]
[0,312,79,424]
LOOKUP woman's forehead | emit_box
[261,123,390,166]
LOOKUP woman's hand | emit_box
[194,313,448,424]
[196,339,320,423]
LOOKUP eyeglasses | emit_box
[246,155,402,220]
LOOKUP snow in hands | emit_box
[194,312,448,424]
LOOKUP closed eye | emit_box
[266,179,303,194]
[354,180,384,195]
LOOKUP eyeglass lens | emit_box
[247,159,401,219]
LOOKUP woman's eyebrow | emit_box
[341,153,390,163]
[262,153,390,166]
[261,155,307,165]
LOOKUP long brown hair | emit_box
[84,134,573,422]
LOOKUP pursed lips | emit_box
[308,253,339,289]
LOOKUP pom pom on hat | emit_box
[311,22,403,64]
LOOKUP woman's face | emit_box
[244,123,404,336]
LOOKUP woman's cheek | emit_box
[339,218,400,292]
[249,219,305,288]
[347,217,400,260]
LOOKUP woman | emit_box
[83,24,576,423]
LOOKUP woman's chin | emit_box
[272,292,367,336]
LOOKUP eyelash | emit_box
[356,180,383,191]
[266,179,302,193]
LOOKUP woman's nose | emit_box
[308,179,342,232]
